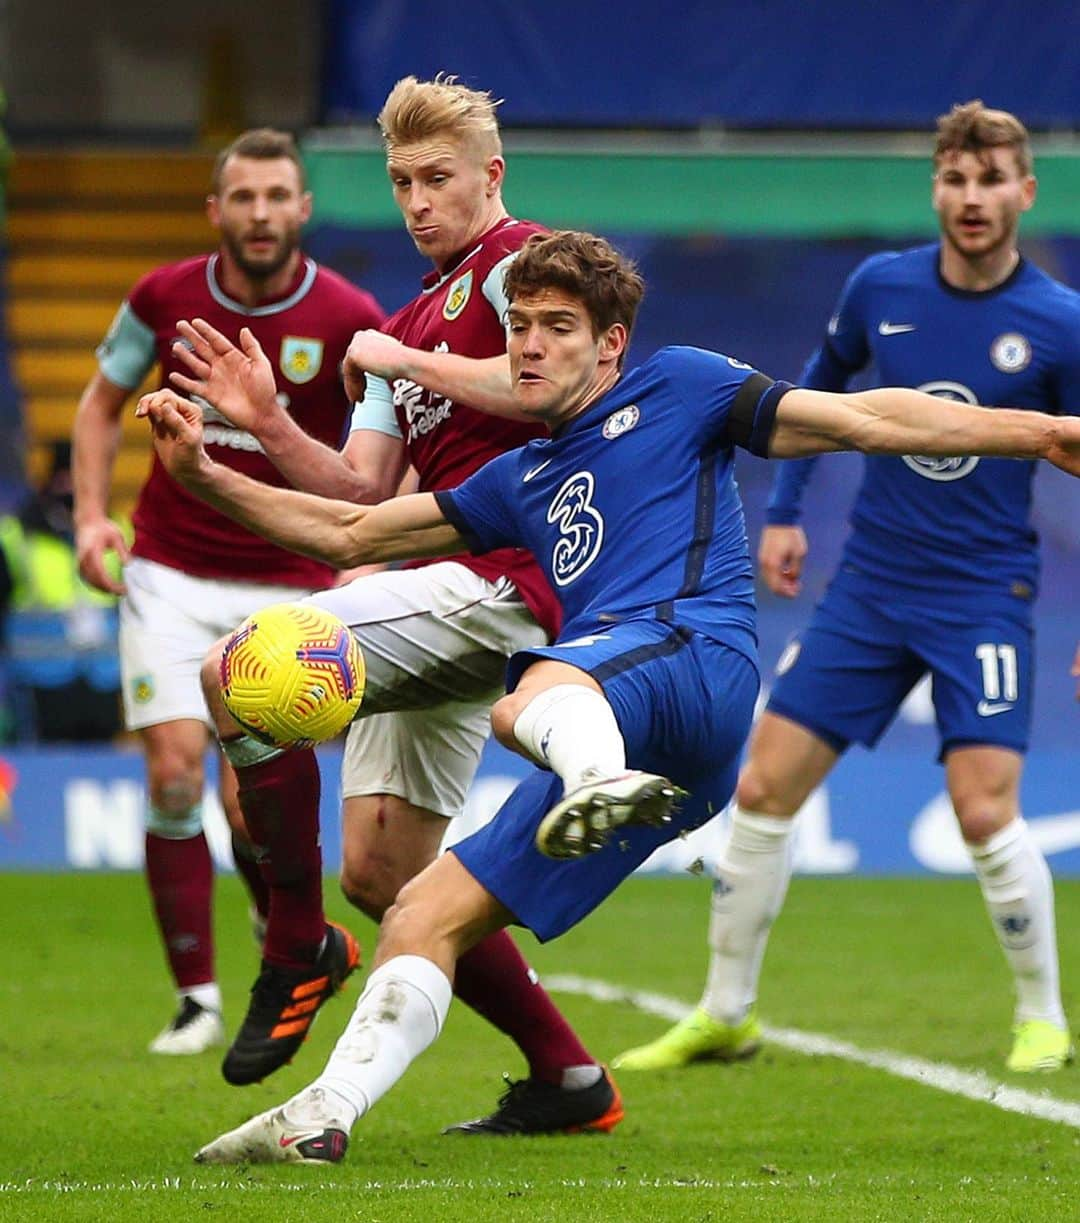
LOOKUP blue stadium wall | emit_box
[322,0,1080,128]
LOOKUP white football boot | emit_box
[194,1086,352,1165]
[149,997,225,1055]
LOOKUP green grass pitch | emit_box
[2,871,1078,1222]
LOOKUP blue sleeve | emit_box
[766,458,818,525]
[435,451,523,553]
[768,257,878,524]
[800,256,875,391]
[660,347,788,456]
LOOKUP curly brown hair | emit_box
[504,230,645,359]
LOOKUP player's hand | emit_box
[343,329,406,403]
[75,517,129,596]
[136,389,212,488]
[169,319,280,433]
[1071,642,1080,701]
[757,525,808,597]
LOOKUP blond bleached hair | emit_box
[377,74,503,158]
[934,100,1033,177]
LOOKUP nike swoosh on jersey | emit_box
[559,634,612,647]
[523,459,553,482]
[878,321,917,335]
[976,700,1014,717]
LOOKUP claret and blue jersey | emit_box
[437,345,787,666]
[769,243,1080,602]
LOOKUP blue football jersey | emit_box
[436,346,788,661]
[767,243,1080,601]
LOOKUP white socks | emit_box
[512,683,626,793]
[312,955,453,1126]
[696,807,1064,1031]
[700,805,795,1026]
[184,982,223,1014]
[968,818,1066,1027]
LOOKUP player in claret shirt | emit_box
[615,101,1080,1079]
[137,228,1080,1163]
[166,77,621,1137]
[72,128,385,1058]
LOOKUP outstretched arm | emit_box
[770,386,1080,475]
[137,389,464,568]
[343,329,525,420]
[170,319,404,503]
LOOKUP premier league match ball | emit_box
[219,603,365,748]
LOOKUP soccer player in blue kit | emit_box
[138,229,1080,1163]
[616,102,1080,1077]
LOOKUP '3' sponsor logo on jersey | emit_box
[547,471,605,587]
[901,381,980,481]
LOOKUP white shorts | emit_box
[308,561,547,819]
[119,557,311,731]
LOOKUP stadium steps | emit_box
[7,149,214,506]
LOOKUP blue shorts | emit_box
[768,573,1033,759]
[451,622,759,941]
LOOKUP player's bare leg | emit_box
[492,660,683,859]
[142,717,226,1055]
[615,712,837,1070]
[341,792,621,1133]
[948,745,1073,1072]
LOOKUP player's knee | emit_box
[735,760,791,816]
[953,791,1017,845]
[950,763,1017,844]
[490,691,522,751]
[378,875,439,957]
[339,855,396,921]
[144,769,203,837]
[146,755,202,812]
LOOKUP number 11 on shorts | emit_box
[975,642,1019,703]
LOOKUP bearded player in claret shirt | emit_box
[72,128,385,1058]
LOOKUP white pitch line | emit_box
[545,974,1080,1129]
